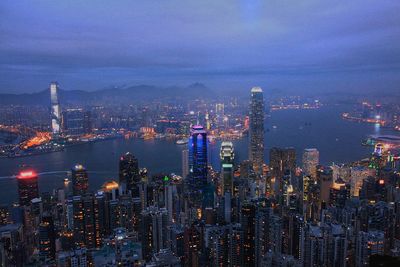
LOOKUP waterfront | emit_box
[0,105,395,204]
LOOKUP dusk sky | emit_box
[1,0,399,94]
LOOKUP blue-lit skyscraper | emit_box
[188,125,208,206]
[249,86,265,173]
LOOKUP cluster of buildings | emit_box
[0,87,400,266]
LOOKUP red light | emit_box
[379,179,384,185]
[17,170,37,179]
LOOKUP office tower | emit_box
[71,164,89,196]
[62,108,86,136]
[72,196,85,248]
[71,194,100,249]
[317,166,333,205]
[188,125,208,206]
[119,152,140,197]
[269,147,296,180]
[17,170,39,206]
[302,148,319,178]
[140,206,169,261]
[94,192,109,238]
[215,103,225,127]
[182,149,189,179]
[215,103,224,117]
[269,147,296,200]
[39,213,56,260]
[50,82,62,136]
[241,202,256,266]
[220,141,234,194]
[249,87,265,173]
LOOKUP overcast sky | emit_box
[0,0,399,94]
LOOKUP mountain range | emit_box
[0,83,216,106]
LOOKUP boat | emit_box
[176,139,188,145]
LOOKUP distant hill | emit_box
[0,83,216,106]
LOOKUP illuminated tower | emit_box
[188,125,208,192]
[220,141,234,195]
[50,82,61,136]
[17,170,39,206]
[119,152,140,197]
[71,164,89,196]
[302,148,319,179]
[249,87,265,173]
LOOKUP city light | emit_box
[17,170,37,179]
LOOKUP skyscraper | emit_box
[39,213,56,260]
[249,87,265,173]
[140,206,169,261]
[302,148,319,178]
[220,141,234,195]
[17,170,39,206]
[188,125,208,193]
[182,149,189,179]
[241,202,256,266]
[119,152,140,197]
[71,164,89,196]
[269,147,296,204]
[50,82,61,136]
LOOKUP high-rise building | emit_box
[241,202,256,266]
[62,108,90,136]
[140,206,169,261]
[71,194,100,249]
[17,170,39,206]
[249,87,265,173]
[220,141,234,195]
[188,125,208,201]
[39,213,56,260]
[50,82,62,136]
[269,147,296,198]
[302,148,319,178]
[182,149,189,179]
[71,164,89,196]
[119,152,141,197]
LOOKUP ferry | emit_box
[176,139,188,145]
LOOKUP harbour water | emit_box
[0,105,394,204]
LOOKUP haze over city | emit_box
[1,0,400,94]
[1,1,400,267]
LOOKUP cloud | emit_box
[0,0,399,93]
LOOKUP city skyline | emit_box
[1,1,400,266]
